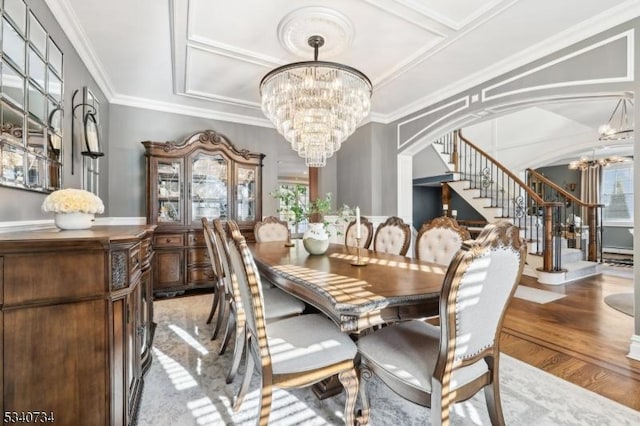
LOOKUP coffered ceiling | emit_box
[47,0,638,129]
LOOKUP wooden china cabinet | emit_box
[143,129,264,296]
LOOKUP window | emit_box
[601,163,633,226]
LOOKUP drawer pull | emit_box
[166,238,171,243]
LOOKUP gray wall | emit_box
[0,0,108,221]
[336,122,396,216]
[107,105,298,219]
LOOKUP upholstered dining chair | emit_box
[219,219,305,383]
[356,220,527,426]
[254,216,291,243]
[228,231,359,425]
[415,216,471,266]
[344,216,374,249]
[202,217,227,340]
[373,216,411,256]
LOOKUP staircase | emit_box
[430,130,601,285]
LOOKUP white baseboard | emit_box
[628,335,640,361]
[94,217,147,225]
[603,247,634,255]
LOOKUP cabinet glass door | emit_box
[236,166,256,222]
[191,153,228,222]
[156,160,182,223]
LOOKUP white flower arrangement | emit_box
[42,188,105,214]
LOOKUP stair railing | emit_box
[436,130,563,273]
[526,168,603,262]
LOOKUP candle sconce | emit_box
[71,88,103,174]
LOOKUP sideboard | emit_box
[0,225,155,426]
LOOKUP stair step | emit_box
[536,260,601,285]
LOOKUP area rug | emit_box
[136,294,640,425]
[514,285,566,304]
[604,293,634,317]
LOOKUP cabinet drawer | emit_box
[129,243,142,281]
[141,237,153,261]
[188,231,206,246]
[187,247,210,265]
[154,234,184,247]
[188,267,215,284]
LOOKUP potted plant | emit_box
[42,188,105,230]
[271,185,340,254]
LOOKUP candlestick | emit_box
[350,237,368,266]
[355,206,361,239]
[284,221,294,247]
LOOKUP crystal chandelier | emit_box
[568,153,630,170]
[598,97,634,141]
[260,35,372,167]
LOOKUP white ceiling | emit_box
[47,0,639,176]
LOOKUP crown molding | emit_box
[110,94,274,128]
[44,0,115,100]
[44,0,640,130]
[384,0,640,124]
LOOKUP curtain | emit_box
[580,164,601,229]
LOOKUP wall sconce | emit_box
[47,105,63,155]
[567,183,576,192]
[82,110,103,158]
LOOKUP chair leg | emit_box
[226,316,246,384]
[431,379,451,426]
[484,359,506,426]
[211,288,227,340]
[356,365,372,426]
[338,368,358,426]
[233,353,254,412]
[219,304,235,355]
[258,381,273,426]
[206,286,220,324]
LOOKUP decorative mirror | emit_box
[0,1,64,193]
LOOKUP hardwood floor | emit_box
[501,269,640,410]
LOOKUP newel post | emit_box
[543,204,554,271]
[587,206,597,262]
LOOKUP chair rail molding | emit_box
[0,216,146,232]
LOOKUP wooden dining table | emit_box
[249,239,447,334]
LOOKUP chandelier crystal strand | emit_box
[260,35,372,167]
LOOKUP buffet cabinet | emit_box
[143,129,264,296]
[0,225,155,426]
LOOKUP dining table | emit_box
[249,239,449,399]
[248,239,448,334]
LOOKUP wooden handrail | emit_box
[526,167,602,262]
[458,130,545,205]
[527,168,602,208]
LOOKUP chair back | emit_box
[254,216,290,242]
[435,220,526,378]
[345,216,374,248]
[201,217,223,280]
[373,216,411,256]
[415,216,471,265]
[212,219,238,295]
[227,232,270,372]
